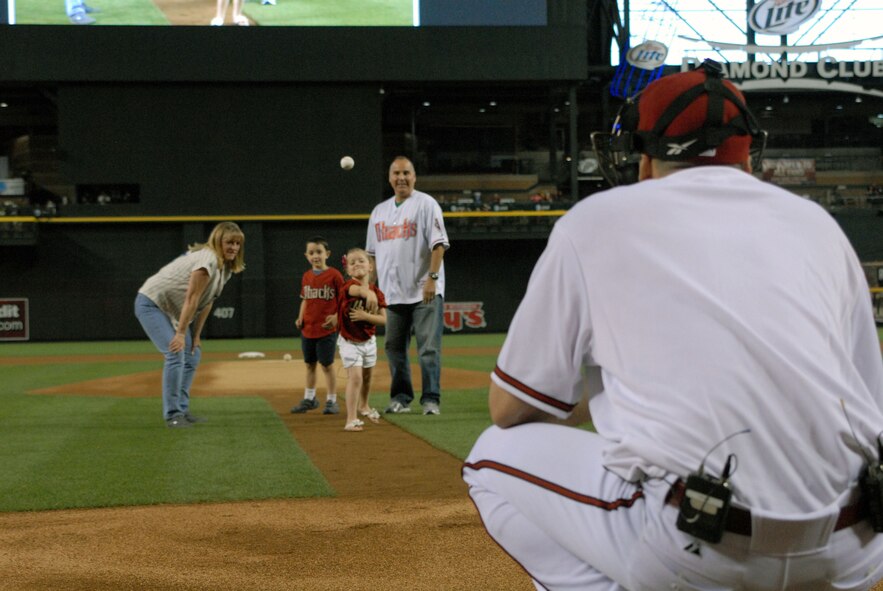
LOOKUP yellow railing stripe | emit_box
[0,210,568,224]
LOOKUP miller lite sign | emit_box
[0,298,29,341]
[626,41,668,70]
[749,0,821,35]
[444,302,487,332]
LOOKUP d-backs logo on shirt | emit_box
[374,219,417,242]
[303,285,336,301]
[349,297,368,313]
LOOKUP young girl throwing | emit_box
[337,247,387,432]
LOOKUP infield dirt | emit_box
[153,0,220,25]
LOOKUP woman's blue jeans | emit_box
[134,293,201,420]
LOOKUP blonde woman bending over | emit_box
[135,222,245,428]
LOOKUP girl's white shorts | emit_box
[337,334,377,369]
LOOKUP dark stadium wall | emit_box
[0,223,547,341]
[0,1,587,341]
[834,212,883,265]
[2,216,880,341]
[0,3,586,84]
[57,84,385,215]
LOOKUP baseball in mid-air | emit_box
[340,156,355,170]
[283,353,292,361]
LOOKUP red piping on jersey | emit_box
[463,460,644,511]
[493,366,576,412]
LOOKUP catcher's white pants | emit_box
[463,424,883,591]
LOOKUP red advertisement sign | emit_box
[0,298,29,341]
[444,302,487,332]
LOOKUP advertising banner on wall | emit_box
[0,298,29,341]
[748,0,821,35]
[761,158,817,185]
[444,302,487,332]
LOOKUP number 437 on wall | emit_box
[213,307,235,319]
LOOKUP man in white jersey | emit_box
[366,156,450,415]
[462,61,883,590]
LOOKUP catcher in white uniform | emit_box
[463,61,883,590]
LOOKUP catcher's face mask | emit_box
[591,60,768,187]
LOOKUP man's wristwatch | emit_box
[428,272,439,281]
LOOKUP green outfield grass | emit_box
[13,0,410,26]
[13,0,168,25]
[243,0,412,26]
[374,387,495,459]
[3,330,879,513]
[0,347,332,512]
[365,333,507,458]
[0,334,500,513]
[0,337,292,357]
[1,395,329,511]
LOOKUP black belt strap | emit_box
[666,480,866,537]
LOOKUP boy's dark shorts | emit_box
[301,333,337,367]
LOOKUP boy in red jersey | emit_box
[337,247,387,431]
[290,237,345,415]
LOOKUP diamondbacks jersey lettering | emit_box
[373,219,418,241]
[366,190,449,305]
[299,268,344,339]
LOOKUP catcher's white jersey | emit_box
[366,190,450,305]
[493,166,883,514]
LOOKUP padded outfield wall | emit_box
[2,210,881,341]
[2,0,880,341]
[0,220,548,341]
[0,0,587,217]
[0,1,588,340]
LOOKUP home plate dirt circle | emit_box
[3,355,532,590]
